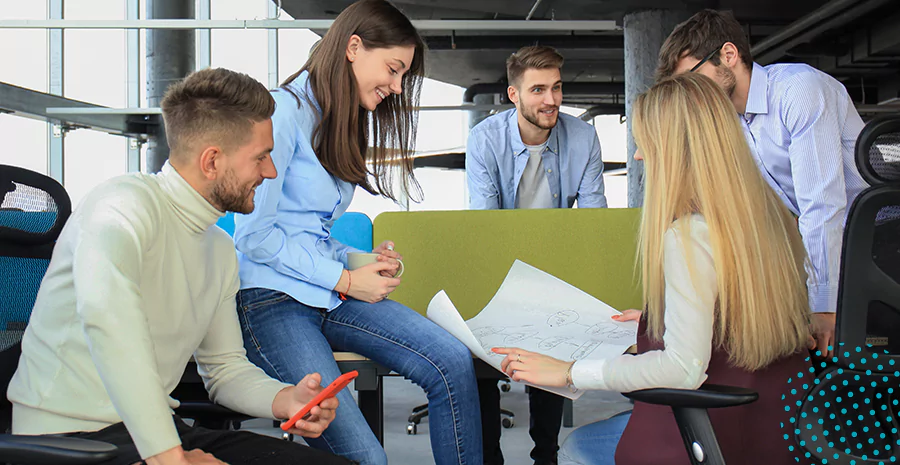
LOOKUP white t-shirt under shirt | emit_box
[515,141,554,209]
[571,215,716,392]
[7,162,291,459]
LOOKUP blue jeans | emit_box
[237,288,483,465]
[558,412,630,465]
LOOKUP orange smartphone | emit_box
[280,370,359,432]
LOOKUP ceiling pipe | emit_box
[463,82,624,103]
[750,0,892,64]
[525,0,543,20]
[578,104,626,120]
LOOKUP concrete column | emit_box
[624,9,689,207]
[146,0,195,173]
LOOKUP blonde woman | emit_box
[493,73,813,465]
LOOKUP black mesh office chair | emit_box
[0,164,118,464]
[790,115,900,464]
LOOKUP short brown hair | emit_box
[506,45,564,88]
[161,67,275,157]
[655,9,753,82]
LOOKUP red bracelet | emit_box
[339,270,351,301]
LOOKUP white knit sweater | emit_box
[8,163,290,459]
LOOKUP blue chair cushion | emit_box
[216,211,373,252]
[215,212,236,237]
[330,212,373,252]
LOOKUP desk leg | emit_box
[358,378,384,445]
[563,398,574,428]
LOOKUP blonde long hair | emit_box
[633,73,810,371]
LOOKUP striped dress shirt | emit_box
[740,62,869,314]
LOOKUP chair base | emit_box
[406,404,514,434]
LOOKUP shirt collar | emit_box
[284,70,321,113]
[158,161,224,234]
[745,62,769,116]
[507,108,560,156]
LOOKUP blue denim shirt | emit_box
[465,109,607,210]
[234,71,362,310]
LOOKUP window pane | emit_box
[0,2,47,92]
[348,186,403,219]
[64,0,126,107]
[277,28,320,85]
[0,115,48,174]
[211,0,267,84]
[63,131,127,207]
[409,168,466,211]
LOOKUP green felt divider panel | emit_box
[372,208,643,320]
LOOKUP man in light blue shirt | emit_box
[465,45,607,465]
[466,47,607,211]
[656,9,884,357]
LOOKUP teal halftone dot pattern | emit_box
[782,344,900,464]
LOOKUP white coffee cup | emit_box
[347,252,404,278]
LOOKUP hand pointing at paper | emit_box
[492,347,574,388]
[493,310,639,387]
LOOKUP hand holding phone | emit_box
[280,370,359,432]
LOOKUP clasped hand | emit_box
[346,241,403,303]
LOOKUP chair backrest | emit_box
[330,212,373,252]
[794,116,900,464]
[373,208,642,319]
[217,211,373,253]
[216,211,236,236]
[0,164,71,432]
[835,115,900,358]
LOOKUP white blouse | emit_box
[571,215,717,392]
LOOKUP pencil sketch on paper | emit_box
[426,260,638,400]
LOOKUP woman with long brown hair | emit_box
[494,72,813,464]
[231,1,481,464]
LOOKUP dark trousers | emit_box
[479,379,565,465]
[65,416,355,465]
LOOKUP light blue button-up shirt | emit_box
[741,62,869,314]
[234,71,362,310]
[466,109,607,210]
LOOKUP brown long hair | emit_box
[282,0,425,201]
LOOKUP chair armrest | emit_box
[622,384,758,409]
[174,402,253,422]
[0,433,118,465]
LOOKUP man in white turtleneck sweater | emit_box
[7,68,352,465]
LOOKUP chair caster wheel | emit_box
[407,423,417,435]
[502,418,514,429]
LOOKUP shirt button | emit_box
[553,194,558,198]
[547,169,552,173]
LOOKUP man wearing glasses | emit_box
[656,9,877,359]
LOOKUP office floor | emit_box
[241,375,634,464]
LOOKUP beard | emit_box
[718,65,737,99]
[521,104,559,130]
[210,169,257,214]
